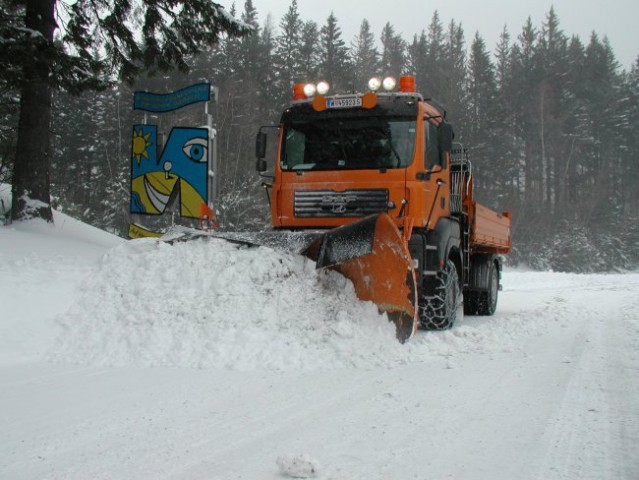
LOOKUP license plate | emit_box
[326,96,362,109]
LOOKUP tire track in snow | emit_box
[534,283,639,480]
[613,294,639,479]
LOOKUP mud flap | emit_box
[304,214,418,343]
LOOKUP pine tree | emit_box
[495,26,511,90]
[581,34,624,228]
[620,57,639,263]
[441,20,467,125]
[239,0,261,79]
[380,23,406,76]
[318,12,351,91]
[511,17,542,212]
[467,33,497,132]
[424,11,446,99]
[538,7,569,213]
[561,35,587,207]
[467,33,500,204]
[407,31,428,88]
[351,19,380,89]
[493,26,520,206]
[274,0,303,104]
[256,15,277,117]
[625,57,639,209]
[299,21,320,81]
[2,0,251,223]
[218,4,244,78]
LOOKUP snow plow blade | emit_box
[304,214,418,343]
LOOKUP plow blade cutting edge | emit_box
[304,214,418,343]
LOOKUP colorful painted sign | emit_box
[130,125,209,219]
[133,83,211,113]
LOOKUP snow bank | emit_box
[51,237,423,370]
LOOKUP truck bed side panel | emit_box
[471,203,511,254]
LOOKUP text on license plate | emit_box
[326,97,362,109]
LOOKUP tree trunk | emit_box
[11,0,55,222]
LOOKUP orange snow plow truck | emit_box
[254,75,511,343]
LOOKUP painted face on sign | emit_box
[130,125,209,218]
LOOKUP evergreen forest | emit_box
[2,0,639,272]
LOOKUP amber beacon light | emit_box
[399,75,416,93]
[293,83,307,100]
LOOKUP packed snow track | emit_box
[1,214,638,479]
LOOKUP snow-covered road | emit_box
[1,215,638,479]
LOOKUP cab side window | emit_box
[425,122,440,168]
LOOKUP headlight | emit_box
[316,81,330,95]
[368,77,382,91]
[303,83,316,97]
[382,76,397,91]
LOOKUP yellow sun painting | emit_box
[132,130,152,165]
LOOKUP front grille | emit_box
[294,189,389,217]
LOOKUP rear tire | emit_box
[419,259,462,330]
[464,260,498,316]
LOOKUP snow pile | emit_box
[51,237,421,370]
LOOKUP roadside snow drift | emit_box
[51,237,415,370]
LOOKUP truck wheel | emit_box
[464,260,498,316]
[484,261,499,315]
[419,259,462,330]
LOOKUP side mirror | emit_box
[255,131,267,159]
[438,123,454,154]
[256,158,267,173]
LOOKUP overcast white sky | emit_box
[224,0,638,71]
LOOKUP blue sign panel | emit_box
[133,83,211,112]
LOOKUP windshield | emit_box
[281,116,416,171]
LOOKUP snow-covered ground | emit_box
[1,214,638,479]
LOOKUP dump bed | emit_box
[471,202,511,254]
